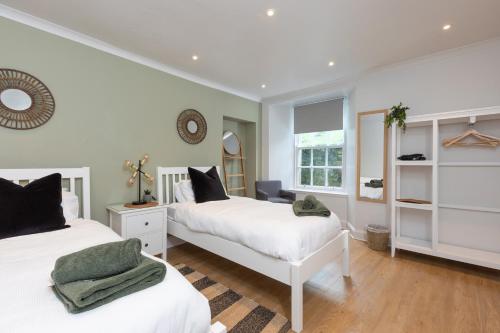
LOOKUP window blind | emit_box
[294,98,343,134]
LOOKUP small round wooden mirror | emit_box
[0,69,55,130]
[176,109,207,144]
[223,131,240,155]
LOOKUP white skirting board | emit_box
[347,222,367,241]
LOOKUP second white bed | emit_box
[168,196,342,262]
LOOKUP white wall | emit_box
[267,103,295,189]
[349,38,500,238]
[263,38,500,239]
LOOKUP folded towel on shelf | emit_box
[365,179,383,188]
[51,238,142,285]
[397,154,426,161]
[52,256,166,313]
[293,195,331,217]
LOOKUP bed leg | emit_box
[291,265,303,333]
[342,232,350,277]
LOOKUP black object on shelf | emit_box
[398,154,426,161]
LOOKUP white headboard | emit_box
[156,166,221,205]
[0,167,91,219]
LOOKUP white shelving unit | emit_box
[391,106,500,270]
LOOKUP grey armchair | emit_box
[255,180,296,204]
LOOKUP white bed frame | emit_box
[157,166,350,333]
[0,167,226,333]
[0,167,91,219]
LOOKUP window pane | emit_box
[312,148,326,166]
[296,130,344,148]
[300,149,311,166]
[313,169,325,186]
[328,169,342,187]
[328,148,343,166]
[300,168,311,185]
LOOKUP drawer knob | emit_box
[145,243,149,248]
[145,221,149,226]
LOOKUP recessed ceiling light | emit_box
[328,61,335,67]
[261,84,267,89]
[192,55,199,61]
[266,9,275,17]
[443,24,451,30]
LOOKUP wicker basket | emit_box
[366,224,390,251]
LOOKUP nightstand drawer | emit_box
[136,232,163,255]
[126,211,163,236]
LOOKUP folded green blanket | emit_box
[293,196,331,217]
[53,256,166,313]
[302,194,318,210]
[52,238,142,285]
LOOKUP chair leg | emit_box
[291,265,303,332]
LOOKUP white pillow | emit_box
[61,190,79,222]
[174,180,195,203]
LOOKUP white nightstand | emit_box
[107,204,167,259]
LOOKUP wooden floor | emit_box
[168,238,500,333]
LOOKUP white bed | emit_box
[168,196,342,262]
[157,166,350,333]
[0,168,213,333]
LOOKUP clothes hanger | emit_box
[442,117,499,148]
[443,129,499,147]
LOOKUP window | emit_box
[295,130,344,190]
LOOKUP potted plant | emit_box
[143,189,153,203]
[385,102,410,132]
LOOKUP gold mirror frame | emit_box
[0,68,55,130]
[356,109,388,203]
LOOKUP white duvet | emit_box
[170,196,342,262]
[0,220,210,333]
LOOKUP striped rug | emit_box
[175,264,291,333]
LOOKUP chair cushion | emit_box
[268,197,293,204]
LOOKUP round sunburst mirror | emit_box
[177,109,207,144]
[0,69,55,130]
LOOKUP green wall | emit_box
[0,18,261,223]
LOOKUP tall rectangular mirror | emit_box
[356,110,388,203]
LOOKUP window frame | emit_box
[294,131,346,192]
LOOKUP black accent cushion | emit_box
[188,167,229,203]
[0,173,68,239]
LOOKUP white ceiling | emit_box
[2,0,500,101]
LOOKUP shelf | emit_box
[227,187,246,191]
[438,203,500,214]
[395,201,433,211]
[439,162,500,167]
[396,239,500,270]
[396,160,433,166]
[436,244,500,270]
[396,237,433,254]
[224,155,246,160]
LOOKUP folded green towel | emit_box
[53,256,166,313]
[52,238,142,285]
[303,194,318,210]
[293,198,331,217]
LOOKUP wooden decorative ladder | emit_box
[222,145,247,197]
